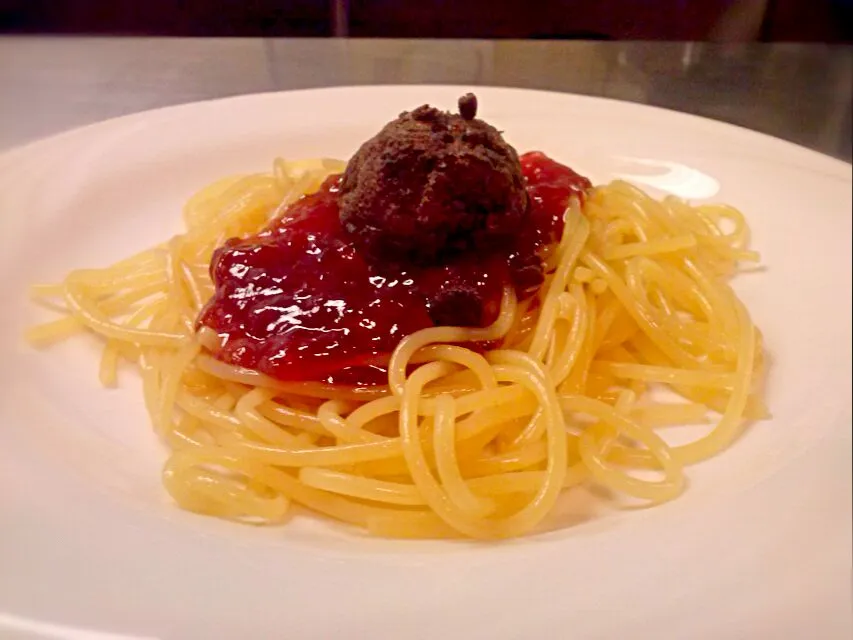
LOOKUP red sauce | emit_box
[198,151,591,385]
[520,151,592,244]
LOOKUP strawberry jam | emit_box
[197,151,590,385]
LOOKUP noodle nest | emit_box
[28,158,767,539]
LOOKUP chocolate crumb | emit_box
[458,93,478,120]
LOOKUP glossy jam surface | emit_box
[198,151,590,384]
[520,151,592,245]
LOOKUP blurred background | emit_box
[1,0,851,41]
[1,1,850,160]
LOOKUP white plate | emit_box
[0,86,850,640]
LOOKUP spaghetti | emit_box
[28,156,767,540]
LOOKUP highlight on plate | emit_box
[28,93,768,539]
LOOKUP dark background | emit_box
[1,0,851,41]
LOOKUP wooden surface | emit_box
[1,0,851,41]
